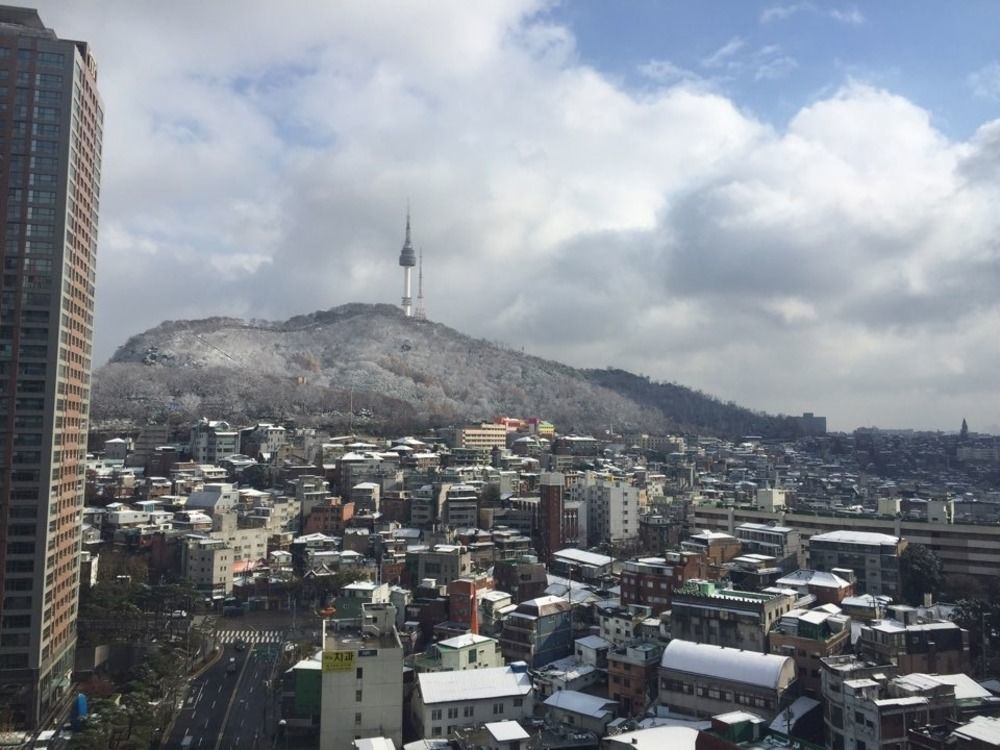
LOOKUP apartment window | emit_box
[355,690,363,703]
[38,52,64,67]
[513,698,523,707]
[431,709,442,721]
[355,667,363,679]
[447,707,458,719]
[0,654,28,669]
[354,712,362,725]
[493,703,504,715]
[463,706,473,717]
[431,728,441,737]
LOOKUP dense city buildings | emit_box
[23,339,1000,750]
[0,6,103,728]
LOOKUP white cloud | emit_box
[828,7,866,25]
[760,3,809,23]
[701,37,746,69]
[754,51,798,81]
[761,3,865,26]
[969,61,1000,100]
[28,1,1000,431]
[637,58,700,85]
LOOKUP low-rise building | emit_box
[181,535,231,597]
[768,607,851,698]
[551,548,613,582]
[406,545,472,587]
[681,530,742,564]
[808,530,906,599]
[658,639,797,721]
[608,642,662,717]
[409,633,504,673]
[543,691,617,735]
[774,569,855,605]
[619,552,703,615]
[412,664,534,740]
[858,609,970,675]
[735,522,803,571]
[669,580,795,653]
[335,582,391,621]
[499,595,573,667]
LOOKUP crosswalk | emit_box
[218,629,284,645]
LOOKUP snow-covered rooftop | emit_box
[603,726,699,750]
[955,715,1000,744]
[769,696,820,735]
[776,570,851,589]
[417,666,531,704]
[485,721,529,743]
[661,639,793,690]
[810,530,899,546]
[436,633,494,650]
[553,548,613,567]
[544,690,616,718]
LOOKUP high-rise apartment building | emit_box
[0,6,103,728]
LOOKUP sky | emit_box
[30,1,1000,432]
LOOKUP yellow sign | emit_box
[322,650,355,673]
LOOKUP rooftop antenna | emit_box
[414,247,426,320]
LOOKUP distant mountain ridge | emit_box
[93,303,799,437]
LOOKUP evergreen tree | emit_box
[899,543,944,606]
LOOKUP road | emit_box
[163,625,284,750]
[218,638,282,750]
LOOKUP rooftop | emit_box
[810,530,900,546]
[955,715,1000,745]
[776,570,852,589]
[325,625,400,651]
[543,690,616,718]
[436,633,494,650]
[485,721,530,743]
[417,665,531,704]
[603,726,700,750]
[553,548,613,567]
[661,639,793,689]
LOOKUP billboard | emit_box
[322,650,355,673]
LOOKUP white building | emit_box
[573,474,645,546]
[320,604,403,750]
[189,418,240,464]
[185,482,239,516]
[181,536,231,596]
[410,633,504,673]
[412,664,534,740]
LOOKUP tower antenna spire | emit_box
[414,247,426,320]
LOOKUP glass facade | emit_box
[0,9,102,728]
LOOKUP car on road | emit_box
[226,657,237,674]
[234,639,246,651]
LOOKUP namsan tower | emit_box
[398,212,416,317]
